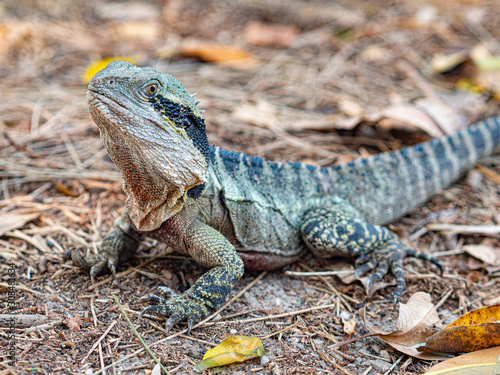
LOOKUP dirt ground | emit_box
[1,0,500,374]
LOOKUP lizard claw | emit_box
[139,286,204,334]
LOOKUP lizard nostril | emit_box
[108,79,115,86]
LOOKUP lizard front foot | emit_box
[66,248,120,282]
[140,286,208,334]
[65,224,140,281]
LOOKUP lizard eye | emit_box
[142,83,158,98]
[181,115,194,130]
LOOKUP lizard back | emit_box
[200,116,500,260]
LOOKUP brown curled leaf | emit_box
[421,323,500,353]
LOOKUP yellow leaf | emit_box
[195,335,264,371]
[81,56,140,84]
[445,304,500,328]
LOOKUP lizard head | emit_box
[87,61,209,231]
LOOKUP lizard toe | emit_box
[165,314,183,334]
[158,286,177,299]
[139,292,207,333]
[139,294,163,306]
[366,259,389,289]
[355,257,378,277]
[89,260,108,282]
[390,258,406,306]
[186,315,199,335]
[140,304,172,318]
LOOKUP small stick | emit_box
[383,354,404,375]
[81,321,117,364]
[112,295,170,375]
[318,351,357,375]
[297,263,356,312]
[229,303,337,324]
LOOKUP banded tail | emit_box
[332,116,500,225]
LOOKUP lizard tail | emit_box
[332,116,500,224]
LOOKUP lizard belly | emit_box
[197,194,306,270]
[222,200,306,259]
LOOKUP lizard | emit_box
[69,60,500,333]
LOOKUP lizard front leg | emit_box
[300,198,442,304]
[67,211,143,280]
[140,220,244,333]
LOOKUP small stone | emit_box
[339,311,351,320]
[85,369,94,375]
[230,329,238,335]
[371,359,393,373]
[261,355,270,365]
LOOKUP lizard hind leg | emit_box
[300,199,441,304]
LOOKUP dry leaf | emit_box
[232,100,337,131]
[195,336,264,371]
[151,363,162,375]
[462,244,500,265]
[360,292,446,360]
[376,104,444,137]
[421,304,500,353]
[422,324,500,353]
[81,56,140,84]
[64,316,82,332]
[244,21,299,47]
[342,317,356,335]
[445,304,500,328]
[431,51,469,74]
[424,346,500,375]
[178,42,258,70]
[0,212,40,237]
[337,99,364,117]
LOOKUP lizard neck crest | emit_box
[87,61,208,231]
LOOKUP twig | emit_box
[427,223,500,235]
[228,303,337,324]
[81,321,117,364]
[318,351,357,375]
[383,354,404,375]
[286,270,354,276]
[297,262,357,311]
[261,322,297,339]
[112,295,170,375]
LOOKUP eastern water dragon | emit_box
[69,61,500,332]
